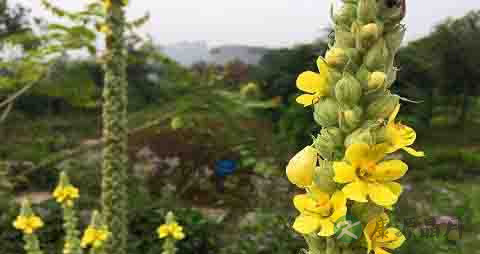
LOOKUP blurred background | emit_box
[0,0,479,254]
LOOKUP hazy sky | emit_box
[13,0,480,48]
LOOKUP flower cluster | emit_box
[81,211,110,249]
[157,211,185,254]
[157,222,186,240]
[13,214,44,235]
[285,0,423,253]
[53,185,79,207]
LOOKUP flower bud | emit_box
[368,71,387,90]
[314,98,340,127]
[313,127,344,160]
[334,28,355,48]
[356,65,370,89]
[385,25,406,55]
[286,146,317,188]
[312,161,336,194]
[364,38,389,71]
[335,73,362,107]
[325,48,348,68]
[360,23,380,41]
[366,93,399,120]
[351,202,385,224]
[357,0,377,24]
[334,3,357,27]
[339,106,363,132]
[345,127,374,147]
[170,116,185,130]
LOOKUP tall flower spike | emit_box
[286,0,417,253]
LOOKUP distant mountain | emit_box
[159,41,269,66]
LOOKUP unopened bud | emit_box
[385,25,406,55]
[368,71,387,90]
[314,98,340,127]
[357,0,377,24]
[335,73,363,107]
[312,161,336,194]
[286,146,317,188]
[339,106,363,132]
[364,38,389,71]
[325,48,348,68]
[366,93,399,120]
[356,65,370,89]
[335,28,355,48]
[170,116,184,130]
[313,127,344,160]
[345,127,374,147]
[360,23,379,40]
[334,3,357,27]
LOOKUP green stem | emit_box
[100,1,129,254]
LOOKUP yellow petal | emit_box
[402,147,425,157]
[388,104,400,124]
[333,162,357,183]
[330,206,347,222]
[374,247,392,254]
[368,183,399,207]
[376,228,406,250]
[364,213,390,251]
[385,123,416,152]
[296,71,328,94]
[157,225,170,238]
[293,194,315,213]
[385,182,403,197]
[292,214,321,234]
[317,219,335,237]
[372,160,408,182]
[330,191,346,211]
[342,181,368,202]
[286,146,317,187]
[316,57,330,80]
[345,143,387,169]
[296,94,318,107]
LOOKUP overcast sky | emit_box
[13,0,480,48]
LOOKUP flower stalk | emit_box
[100,0,129,253]
[13,199,45,254]
[286,0,423,253]
[157,211,186,254]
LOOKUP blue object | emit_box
[215,160,237,177]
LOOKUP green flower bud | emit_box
[334,28,355,48]
[356,65,370,89]
[57,171,71,187]
[357,0,377,24]
[367,71,387,90]
[20,199,34,217]
[385,24,406,55]
[313,127,344,160]
[360,23,380,41]
[351,202,384,224]
[366,92,399,120]
[312,161,337,194]
[334,3,357,27]
[313,98,340,127]
[344,127,374,147]
[335,73,362,107]
[339,106,363,132]
[170,116,184,130]
[325,48,348,68]
[364,38,389,71]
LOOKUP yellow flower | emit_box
[333,143,407,207]
[286,146,317,188]
[384,104,424,157]
[295,57,330,107]
[13,215,44,234]
[81,227,109,248]
[292,190,347,236]
[364,213,406,254]
[53,185,80,206]
[157,223,185,240]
